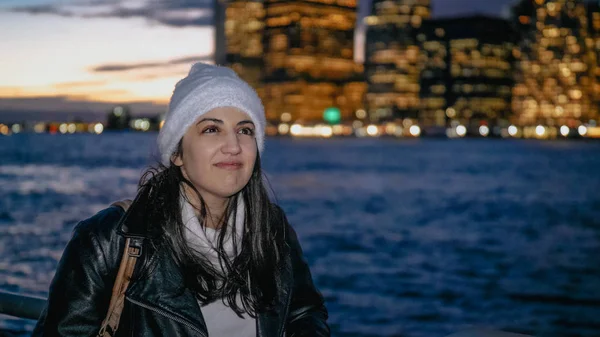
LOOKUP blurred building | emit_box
[586,1,600,111]
[419,16,515,135]
[262,0,363,123]
[364,0,431,122]
[222,0,265,93]
[105,105,131,130]
[511,0,598,128]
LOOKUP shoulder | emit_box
[268,202,289,231]
[74,205,126,239]
[268,203,301,247]
[51,206,128,282]
[268,202,285,221]
[70,206,127,264]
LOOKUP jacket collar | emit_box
[116,186,153,239]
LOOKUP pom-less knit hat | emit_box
[157,62,266,166]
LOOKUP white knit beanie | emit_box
[157,62,266,166]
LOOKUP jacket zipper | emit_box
[127,297,208,337]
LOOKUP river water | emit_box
[1,133,599,336]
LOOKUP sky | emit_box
[0,0,516,122]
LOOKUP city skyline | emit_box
[0,0,516,122]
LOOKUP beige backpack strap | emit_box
[98,200,141,337]
[111,199,133,212]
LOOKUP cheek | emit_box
[243,146,257,174]
[241,139,258,161]
[181,146,212,180]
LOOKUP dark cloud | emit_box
[86,6,214,27]
[9,0,214,28]
[10,4,73,17]
[90,54,212,73]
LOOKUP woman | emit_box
[32,63,329,336]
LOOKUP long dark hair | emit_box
[137,141,284,317]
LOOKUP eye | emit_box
[238,127,255,136]
[202,125,219,134]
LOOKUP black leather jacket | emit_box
[32,191,329,337]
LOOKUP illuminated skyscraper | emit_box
[586,1,600,110]
[262,0,364,123]
[419,16,515,135]
[365,0,431,122]
[223,0,266,91]
[511,0,598,127]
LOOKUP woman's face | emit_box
[173,107,257,207]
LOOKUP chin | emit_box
[219,186,246,199]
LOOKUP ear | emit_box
[172,152,183,167]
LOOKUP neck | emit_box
[182,185,229,229]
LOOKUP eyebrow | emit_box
[196,118,255,126]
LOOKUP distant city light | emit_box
[479,125,490,137]
[385,123,397,135]
[366,125,379,136]
[113,106,124,117]
[319,125,333,138]
[285,124,335,138]
[560,125,570,137]
[409,125,421,137]
[355,109,367,119]
[141,120,150,131]
[323,107,341,124]
[578,125,588,136]
[34,123,46,133]
[508,125,518,137]
[281,112,292,122]
[59,123,68,134]
[446,107,456,118]
[94,123,104,135]
[290,124,302,136]
[355,127,367,137]
[456,125,467,137]
[67,123,76,134]
[278,123,290,135]
[535,125,546,137]
[0,124,8,135]
[332,124,343,135]
[11,124,22,134]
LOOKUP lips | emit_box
[214,161,243,170]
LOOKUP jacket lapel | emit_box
[117,188,207,333]
[126,246,208,333]
[257,253,292,337]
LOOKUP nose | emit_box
[221,131,242,155]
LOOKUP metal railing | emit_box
[0,290,45,320]
[0,290,533,336]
